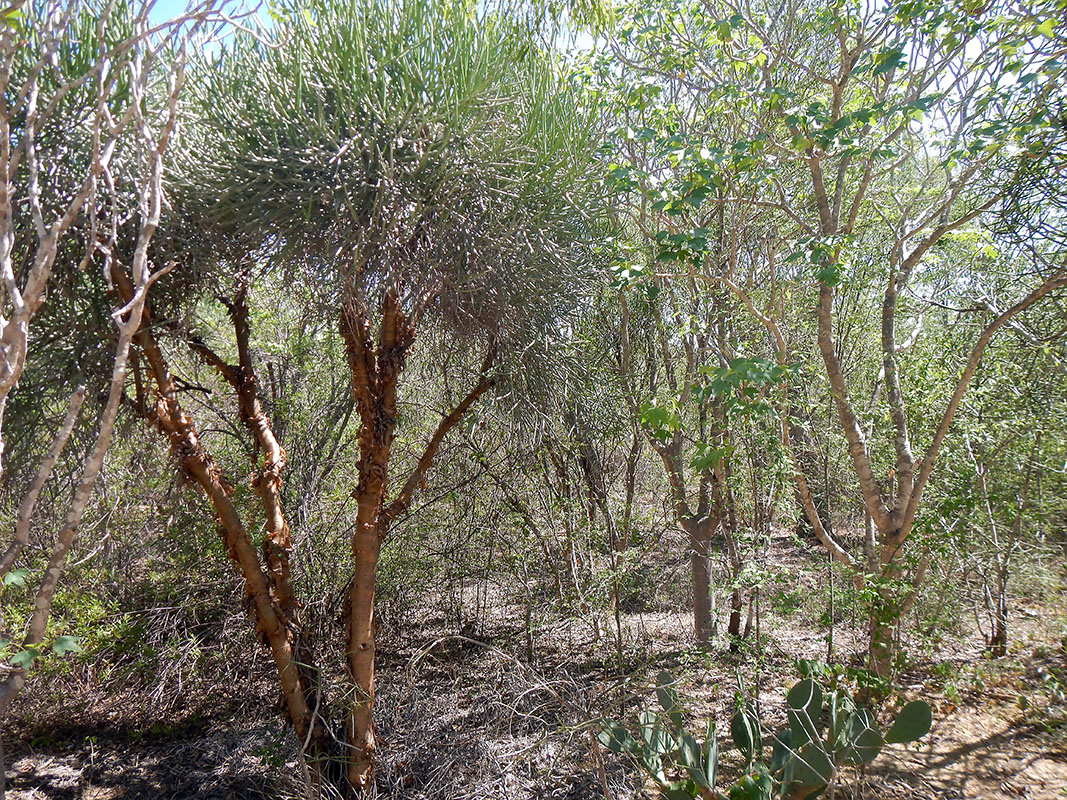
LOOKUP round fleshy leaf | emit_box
[884,701,932,744]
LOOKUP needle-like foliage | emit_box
[173,0,604,345]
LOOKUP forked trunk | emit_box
[118,275,344,795]
[337,289,408,793]
[336,287,494,793]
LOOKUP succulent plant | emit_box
[596,670,932,800]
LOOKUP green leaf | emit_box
[731,707,761,765]
[1036,19,1055,38]
[656,670,680,717]
[52,635,83,656]
[598,721,638,754]
[786,743,834,792]
[704,720,719,788]
[3,568,29,588]
[838,709,883,765]
[872,46,905,76]
[786,679,823,720]
[648,722,674,755]
[815,264,842,286]
[826,690,855,749]
[9,648,39,669]
[641,749,666,783]
[677,730,708,786]
[884,701,932,744]
[0,7,22,30]
[841,725,883,765]
[770,729,793,772]
[729,769,773,800]
[639,709,658,743]
[691,443,729,472]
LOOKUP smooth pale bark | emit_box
[0,386,85,578]
[815,271,1067,677]
[0,1,187,477]
[627,279,740,646]
[0,289,144,717]
[683,518,717,644]
[815,284,891,534]
[0,26,184,721]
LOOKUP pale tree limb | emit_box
[0,272,147,716]
[713,270,863,587]
[881,263,917,522]
[0,386,85,579]
[0,3,190,719]
[900,269,1067,545]
[816,283,892,533]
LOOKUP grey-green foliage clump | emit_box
[598,670,932,800]
[175,0,603,338]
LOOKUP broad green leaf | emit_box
[770,729,793,772]
[884,701,932,744]
[52,635,83,656]
[677,730,708,787]
[731,707,761,765]
[872,46,905,75]
[786,679,823,718]
[3,568,29,588]
[10,648,39,669]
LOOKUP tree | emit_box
[599,0,1067,678]
[120,0,605,792]
[0,0,215,775]
[588,53,767,644]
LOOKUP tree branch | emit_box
[382,373,494,526]
[901,269,1067,542]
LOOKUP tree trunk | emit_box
[120,275,346,795]
[988,561,1009,658]
[867,590,896,682]
[867,535,909,683]
[345,503,383,792]
[337,288,492,792]
[728,586,743,640]
[340,303,398,794]
[721,456,745,643]
[687,519,716,644]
